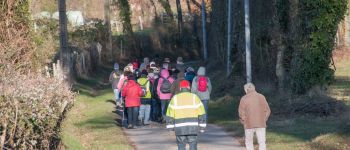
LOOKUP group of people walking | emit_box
[109,57,271,150]
[109,57,212,149]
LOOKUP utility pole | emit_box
[227,0,232,77]
[244,0,252,83]
[201,0,208,61]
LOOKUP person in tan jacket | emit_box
[239,83,270,150]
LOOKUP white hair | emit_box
[244,83,255,93]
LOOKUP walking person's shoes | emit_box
[116,105,123,112]
[127,124,133,129]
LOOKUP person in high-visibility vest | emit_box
[137,70,152,125]
[166,80,206,150]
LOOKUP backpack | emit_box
[197,76,208,92]
[185,71,196,84]
[160,77,172,93]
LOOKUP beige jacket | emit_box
[238,91,271,129]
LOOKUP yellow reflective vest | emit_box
[137,77,152,99]
[166,92,206,135]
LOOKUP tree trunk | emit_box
[176,0,183,39]
[288,0,300,86]
[272,0,286,93]
[244,0,252,83]
[186,0,192,15]
[201,0,208,61]
[58,0,71,81]
[118,0,136,56]
[105,0,113,62]
[227,0,233,77]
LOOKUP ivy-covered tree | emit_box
[290,0,347,93]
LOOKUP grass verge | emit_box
[208,50,350,150]
[60,66,133,150]
[209,97,350,150]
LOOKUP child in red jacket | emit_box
[122,74,143,129]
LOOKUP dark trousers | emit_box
[151,98,161,121]
[127,106,139,127]
[176,135,198,150]
[160,99,170,119]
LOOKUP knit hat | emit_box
[179,80,190,89]
[197,66,206,76]
[150,61,156,68]
[164,58,170,63]
[114,63,119,70]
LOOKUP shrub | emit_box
[0,68,75,149]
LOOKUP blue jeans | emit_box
[113,89,120,104]
[201,100,209,120]
[127,106,139,127]
[161,99,170,119]
[139,104,151,124]
[176,135,198,150]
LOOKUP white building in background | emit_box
[36,11,85,27]
[66,11,85,26]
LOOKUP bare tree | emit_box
[186,0,192,14]
[244,0,252,83]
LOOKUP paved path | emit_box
[123,123,244,150]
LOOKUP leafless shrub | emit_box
[0,0,34,72]
[0,1,76,149]
[0,67,75,149]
